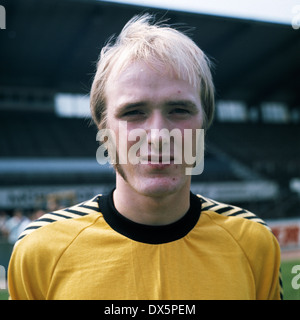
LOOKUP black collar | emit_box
[98,189,202,244]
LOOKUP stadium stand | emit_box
[0,0,299,223]
[208,122,300,186]
[1,0,299,301]
[0,110,97,158]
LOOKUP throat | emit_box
[113,186,190,226]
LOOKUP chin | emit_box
[133,176,188,198]
[116,163,191,197]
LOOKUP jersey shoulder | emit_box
[197,194,282,299]
[198,194,271,231]
[15,195,103,247]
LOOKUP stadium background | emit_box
[0,0,299,299]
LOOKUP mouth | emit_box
[140,155,176,165]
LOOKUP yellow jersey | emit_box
[8,190,282,300]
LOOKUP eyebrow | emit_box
[165,100,199,111]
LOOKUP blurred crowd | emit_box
[0,193,75,244]
[0,208,45,244]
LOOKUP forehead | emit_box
[105,61,201,107]
[108,57,199,86]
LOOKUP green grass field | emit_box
[0,290,8,300]
[0,260,299,300]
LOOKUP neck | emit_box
[113,177,191,226]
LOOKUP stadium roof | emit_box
[0,0,299,108]
[105,0,298,26]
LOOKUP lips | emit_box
[141,155,175,164]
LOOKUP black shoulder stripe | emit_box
[214,206,234,214]
[23,225,42,231]
[226,209,248,216]
[63,208,89,216]
[16,234,26,241]
[245,216,269,226]
[36,217,58,223]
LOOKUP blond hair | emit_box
[90,14,215,130]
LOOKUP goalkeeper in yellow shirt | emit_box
[8,14,282,300]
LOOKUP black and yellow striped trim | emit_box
[15,195,101,245]
[198,195,271,231]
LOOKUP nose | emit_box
[147,111,170,151]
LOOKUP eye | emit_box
[123,110,143,116]
[123,110,145,116]
[170,108,191,115]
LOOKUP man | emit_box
[8,14,282,300]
